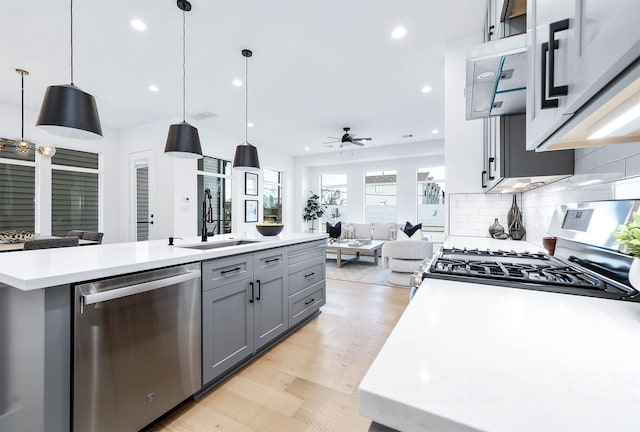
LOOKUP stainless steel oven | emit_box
[73,263,201,432]
[419,200,640,303]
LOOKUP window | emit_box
[365,170,396,223]
[321,173,348,221]
[417,166,445,229]
[0,139,36,231]
[263,168,282,223]
[197,156,232,235]
[51,148,100,236]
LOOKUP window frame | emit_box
[263,167,283,224]
[197,155,232,235]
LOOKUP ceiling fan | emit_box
[324,127,372,148]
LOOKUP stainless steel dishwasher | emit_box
[73,263,201,432]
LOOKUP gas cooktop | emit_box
[424,247,639,302]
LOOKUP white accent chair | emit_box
[382,240,433,286]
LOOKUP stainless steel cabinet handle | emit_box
[481,170,487,188]
[82,270,201,306]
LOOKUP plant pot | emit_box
[629,258,640,290]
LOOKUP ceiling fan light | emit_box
[37,84,103,139]
[233,143,260,170]
[164,121,203,159]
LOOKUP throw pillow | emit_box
[404,221,422,237]
[396,229,423,241]
[326,221,342,239]
[341,223,355,239]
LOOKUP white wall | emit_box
[293,146,445,231]
[0,103,121,243]
[117,118,295,241]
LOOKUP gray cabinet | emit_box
[287,240,326,327]
[202,247,289,385]
[253,249,288,350]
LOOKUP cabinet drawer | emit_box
[287,240,326,266]
[202,255,253,291]
[254,248,287,272]
[289,281,325,327]
[288,256,325,296]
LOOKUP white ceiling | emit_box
[0,0,485,156]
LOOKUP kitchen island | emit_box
[0,233,327,432]
[359,236,640,431]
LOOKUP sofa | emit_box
[382,240,433,286]
[328,222,403,242]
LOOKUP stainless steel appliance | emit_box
[73,263,201,432]
[418,200,640,303]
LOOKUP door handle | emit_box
[541,19,570,109]
[548,19,570,97]
[256,279,261,301]
[249,281,254,303]
[488,157,495,180]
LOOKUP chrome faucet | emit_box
[202,188,214,242]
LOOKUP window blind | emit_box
[0,163,35,231]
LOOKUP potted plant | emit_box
[612,212,640,288]
[303,191,326,232]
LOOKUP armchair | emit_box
[382,240,433,286]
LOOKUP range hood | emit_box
[466,33,527,120]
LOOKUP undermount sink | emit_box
[177,240,260,250]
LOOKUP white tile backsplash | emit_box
[447,143,640,248]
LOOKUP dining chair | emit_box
[67,230,86,238]
[81,232,104,244]
[24,237,80,250]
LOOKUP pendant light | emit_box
[233,49,260,170]
[15,69,33,156]
[164,0,203,159]
[36,0,102,140]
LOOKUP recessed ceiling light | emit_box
[421,85,432,93]
[391,27,407,39]
[305,146,310,151]
[130,19,147,31]
[148,85,159,92]
[247,122,254,128]
[476,71,495,80]
[431,129,439,134]
[232,79,243,87]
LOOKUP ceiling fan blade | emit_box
[323,140,339,144]
[327,136,340,140]
[356,137,372,141]
[352,141,366,146]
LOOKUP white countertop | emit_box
[359,235,640,432]
[0,233,327,291]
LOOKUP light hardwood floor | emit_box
[151,279,410,432]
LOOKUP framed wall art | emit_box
[245,172,258,196]
[245,200,258,222]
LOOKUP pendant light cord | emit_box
[245,55,249,144]
[70,0,74,84]
[20,71,24,139]
[182,7,186,122]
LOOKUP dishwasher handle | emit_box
[82,270,201,306]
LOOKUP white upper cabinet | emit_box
[526,0,577,151]
[526,0,640,151]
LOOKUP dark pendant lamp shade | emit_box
[233,143,260,169]
[36,84,102,139]
[165,121,203,159]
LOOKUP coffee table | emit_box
[326,239,385,268]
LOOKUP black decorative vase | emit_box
[507,195,526,240]
[488,218,505,238]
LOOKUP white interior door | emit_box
[129,150,157,241]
